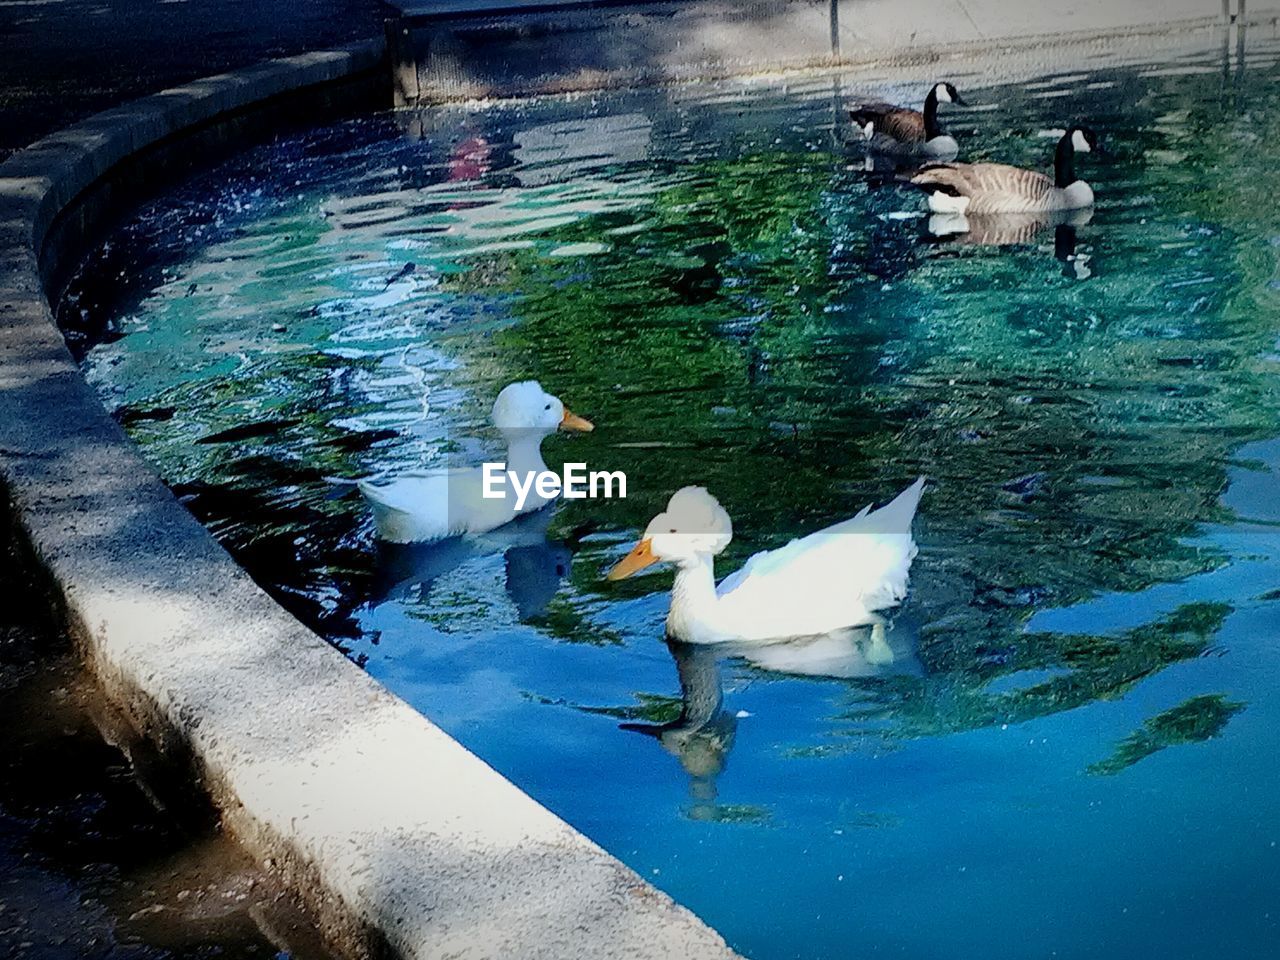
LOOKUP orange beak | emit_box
[606,538,658,581]
[560,407,594,432]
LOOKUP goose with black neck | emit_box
[849,81,968,158]
[909,125,1100,215]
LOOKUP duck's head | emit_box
[607,486,732,580]
[932,81,966,106]
[491,380,593,441]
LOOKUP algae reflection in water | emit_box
[65,35,1280,960]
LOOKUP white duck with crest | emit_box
[609,478,926,645]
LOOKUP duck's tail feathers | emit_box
[357,480,419,544]
[874,476,927,534]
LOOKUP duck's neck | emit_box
[504,433,549,480]
[667,554,722,642]
[923,87,942,140]
[1054,132,1078,189]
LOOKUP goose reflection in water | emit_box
[369,508,582,621]
[624,618,920,820]
[925,207,1094,279]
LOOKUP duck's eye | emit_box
[669,528,677,533]
[544,403,552,411]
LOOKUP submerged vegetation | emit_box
[1088,693,1246,776]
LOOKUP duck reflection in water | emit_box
[624,619,920,821]
[925,208,1094,279]
[369,507,582,621]
[621,641,737,821]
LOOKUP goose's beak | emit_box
[607,538,657,580]
[560,407,594,432]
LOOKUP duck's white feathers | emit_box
[708,477,925,642]
[358,380,580,544]
[359,467,549,544]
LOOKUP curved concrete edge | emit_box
[0,42,741,960]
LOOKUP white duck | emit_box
[359,380,593,544]
[607,478,926,645]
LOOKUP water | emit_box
[0,521,325,960]
[64,32,1280,960]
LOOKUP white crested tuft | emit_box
[491,380,553,431]
[667,486,732,535]
[647,486,734,554]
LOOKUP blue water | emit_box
[64,30,1280,960]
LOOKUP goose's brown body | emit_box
[910,126,1099,215]
[853,103,928,143]
[912,161,1094,214]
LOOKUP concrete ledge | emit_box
[835,0,1255,54]
[0,41,740,960]
[385,0,1280,104]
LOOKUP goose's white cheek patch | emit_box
[1072,130,1092,152]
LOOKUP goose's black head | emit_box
[1066,125,1100,153]
[1054,125,1100,187]
[923,82,967,139]
[930,81,967,107]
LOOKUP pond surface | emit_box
[65,30,1280,960]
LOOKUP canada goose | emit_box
[910,126,1099,215]
[849,82,967,157]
